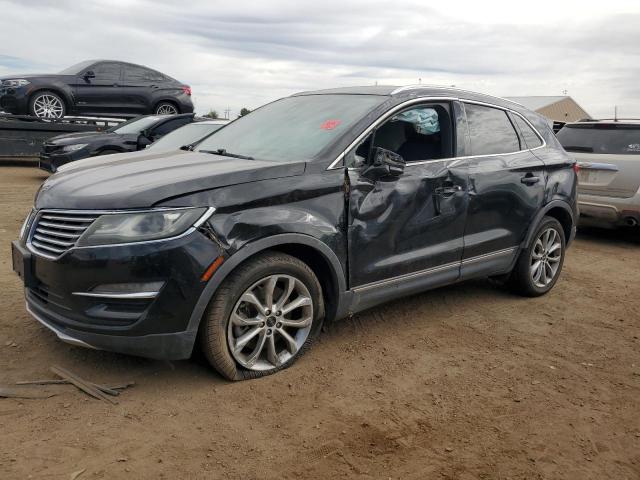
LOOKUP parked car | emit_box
[557,119,640,228]
[0,60,194,119]
[12,86,578,381]
[39,113,196,172]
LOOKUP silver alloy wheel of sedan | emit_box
[33,94,64,118]
[530,227,562,288]
[227,274,313,371]
[155,103,178,115]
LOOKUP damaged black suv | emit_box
[12,86,578,380]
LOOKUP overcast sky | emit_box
[1,0,639,118]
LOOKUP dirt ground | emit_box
[0,166,639,480]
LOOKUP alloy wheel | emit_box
[156,103,178,115]
[530,227,562,288]
[33,94,64,118]
[227,274,313,371]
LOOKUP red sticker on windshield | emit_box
[320,119,341,130]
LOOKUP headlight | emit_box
[2,79,30,87]
[62,144,88,152]
[76,208,209,247]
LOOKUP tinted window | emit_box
[59,60,95,75]
[512,114,543,149]
[151,117,191,137]
[197,94,385,162]
[111,115,164,134]
[124,65,150,83]
[557,124,640,155]
[92,62,121,81]
[149,123,225,151]
[464,103,520,155]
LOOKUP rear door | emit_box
[557,124,640,198]
[461,102,546,275]
[122,64,155,115]
[75,62,124,115]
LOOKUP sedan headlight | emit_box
[77,208,209,247]
[2,79,30,87]
[62,143,89,152]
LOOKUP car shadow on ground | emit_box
[576,226,639,246]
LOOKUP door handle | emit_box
[435,185,462,197]
[521,174,540,185]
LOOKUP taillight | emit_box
[572,162,580,174]
[182,86,192,96]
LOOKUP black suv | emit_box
[11,86,578,381]
[0,60,194,119]
[39,113,196,172]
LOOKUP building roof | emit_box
[504,96,571,111]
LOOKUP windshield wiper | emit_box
[180,143,195,151]
[200,148,254,160]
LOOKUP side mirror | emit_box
[363,147,405,180]
[84,70,95,79]
[137,131,153,149]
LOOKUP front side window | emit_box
[557,124,640,155]
[151,117,191,137]
[464,103,520,156]
[345,103,453,167]
[196,94,385,162]
[92,62,122,82]
[111,115,163,134]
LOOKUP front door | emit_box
[460,102,546,276]
[347,102,469,296]
[75,62,124,115]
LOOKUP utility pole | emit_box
[224,107,231,120]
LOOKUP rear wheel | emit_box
[154,102,178,115]
[29,91,66,119]
[199,252,324,380]
[509,216,566,296]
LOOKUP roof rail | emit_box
[389,85,526,108]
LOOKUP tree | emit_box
[239,107,251,117]
[203,109,219,119]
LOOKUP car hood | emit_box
[46,131,131,146]
[0,73,74,81]
[35,150,307,210]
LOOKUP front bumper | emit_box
[39,148,90,173]
[578,189,640,227]
[15,224,221,360]
[0,86,29,114]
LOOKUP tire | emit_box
[509,216,566,297]
[199,251,325,381]
[154,102,179,115]
[29,91,66,119]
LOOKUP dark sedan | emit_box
[39,113,195,172]
[0,60,194,119]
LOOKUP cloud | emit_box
[1,0,639,117]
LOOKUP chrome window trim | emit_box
[26,206,215,260]
[351,246,518,293]
[328,96,547,171]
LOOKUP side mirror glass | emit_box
[362,147,406,179]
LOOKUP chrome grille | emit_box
[28,211,100,258]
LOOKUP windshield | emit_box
[558,124,640,154]
[149,123,225,151]
[110,115,163,134]
[196,94,385,161]
[58,60,96,75]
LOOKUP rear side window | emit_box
[124,65,149,82]
[557,125,640,155]
[152,117,191,136]
[464,103,520,155]
[511,114,543,149]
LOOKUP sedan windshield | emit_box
[196,94,385,162]
[58,60,96,75]
[149,123,225,151]
[110,115,163,134]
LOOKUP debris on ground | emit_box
[0,386,57,399]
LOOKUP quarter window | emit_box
[464,103,520,155]
[511,114,543,149]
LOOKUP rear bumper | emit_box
[578,189,640,226]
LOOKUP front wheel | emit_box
[29,91,66,119]
[199,252,325,380]
[509,216,566,297]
